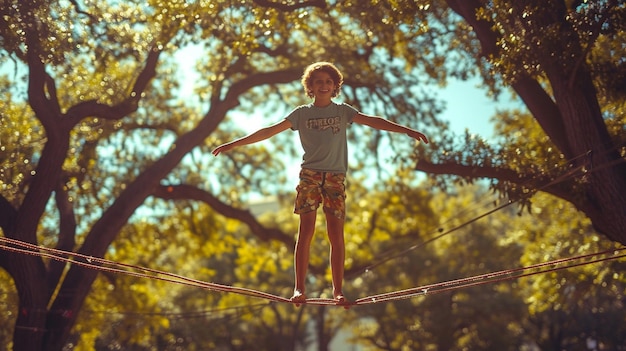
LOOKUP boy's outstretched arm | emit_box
[353,113,429,143]
[212,119,292,156]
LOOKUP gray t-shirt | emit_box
[286,102,359,173]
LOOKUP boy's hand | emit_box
[212,143,232,156]
[408,130,429,144]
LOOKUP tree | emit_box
[416,0,626,243]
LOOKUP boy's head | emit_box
[301,62,343,98]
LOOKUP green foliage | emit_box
[344,185,625,351]
[344,185,525,351]
[0,76,41,206]
[515,193,626,350]
[477,0,626,92]
[2,0,626,350]
[47,189,299,350]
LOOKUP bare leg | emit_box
[292,210,316,302]
[325,210,345,300]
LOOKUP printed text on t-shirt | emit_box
[306,116,341,134]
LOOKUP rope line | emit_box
[1,236,624,307]
[0,236,290,304]
[353,247,626,305]
[86,301,272,322]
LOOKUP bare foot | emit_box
[290,290,307,306]
[333,291,351,309]
[334,293,349,308]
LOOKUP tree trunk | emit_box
[535,1,626,244]
[546,65,626,243]
[9,254,48,351]
[315,306,330,351]
[10,120,71,350]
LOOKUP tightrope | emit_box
[1,236,624,307]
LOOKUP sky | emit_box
[435,77,516,139]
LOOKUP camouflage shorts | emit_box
[294,169,346,219]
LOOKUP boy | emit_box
[212,61,428,305]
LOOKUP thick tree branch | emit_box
[65,47,162,124]
[416,159,530,183]
[252,0,327,11]
[152,184,294,247]
[17,17,70,244]
[80,67,303,259]
[0,196,17,269]
[47,180,77,294]
[53,180,77,252]
[568,0,617,90]
[223,68,303,107]
[25,46,61,134]
[446,0,499,58]
[44,72,62,117]
[68,0,98,21]
[152,184,332,276]
[510,76,573,157]
[416,159,580,204]
[0,195,16,235]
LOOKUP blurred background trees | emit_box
[1,0,624,350]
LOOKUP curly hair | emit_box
[301,62,344,98]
